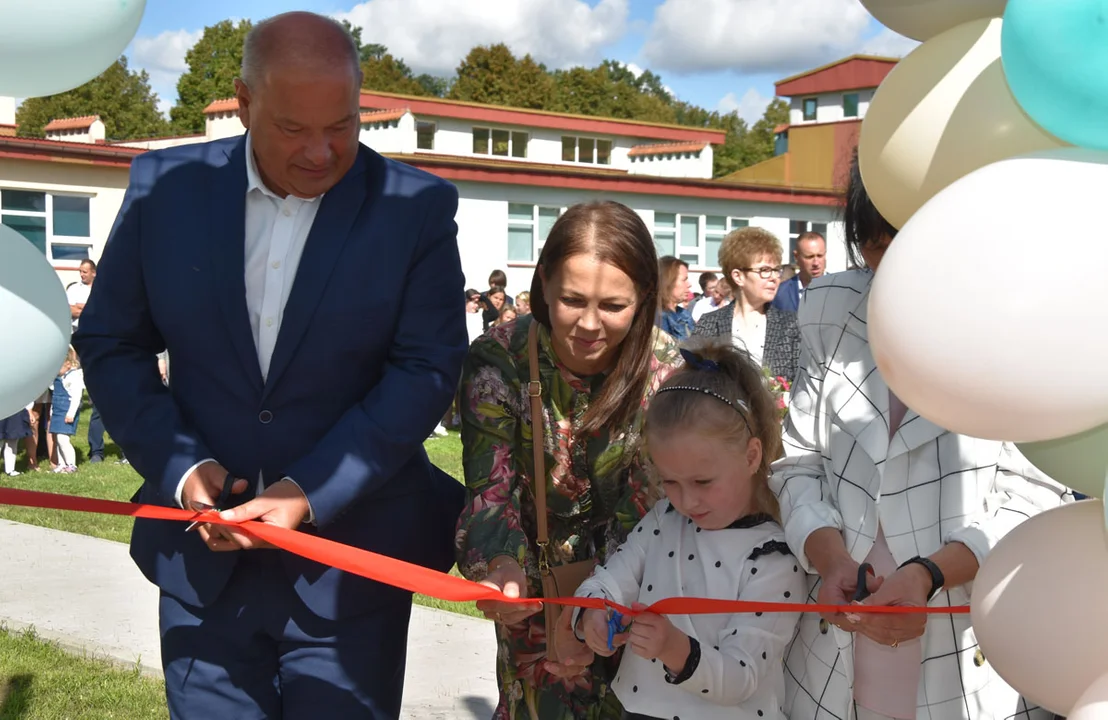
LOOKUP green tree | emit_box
[737,98,789,169]
[361,54,427,95]
[171,19,252,134]
[415,74,450,97]
[16,57,169,140]
[449,44,554,109]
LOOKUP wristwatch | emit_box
[898,556,945,601]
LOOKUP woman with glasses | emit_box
[693,226,800,384]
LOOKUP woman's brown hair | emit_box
[530,201,660,438]
[657,256,687,311]
[644,338,783,519]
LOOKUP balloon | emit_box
[0,0,147,98]
[869,148,1108,442]
[0,226,72,418]
[860,0,1006,41]
[972,501,1108,715]
[1069,673,1108,720]
[859,17,1067,230]
[1018,423,1108,499]
[1002,0,1108,151]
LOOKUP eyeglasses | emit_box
[739,265,784,279]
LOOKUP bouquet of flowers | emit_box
[762,366,791,420]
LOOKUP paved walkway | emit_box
[0,520,499,719]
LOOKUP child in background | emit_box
[0,404,32,476]
[494,305,517,327]
[50,347,84,474]
[573,340,803,720]
[515,291,531,316]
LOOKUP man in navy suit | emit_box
[73,12,466,719]
[771,230,826,312]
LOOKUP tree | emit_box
[449,44,555,109]
[361,54,427,95]
[16,57,169,140]
[171,19,252,134]
[738,98,790,169]
[415,74,450,97]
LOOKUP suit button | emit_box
[258,410,273,424]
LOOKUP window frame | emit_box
[507,203,564,264]
[416,120,436,150]
[802,97,818,122]
[0,187,93,266]
[842,92,860,118]
[788,220,829,260]
[473,126,529,159]
[653,214,749,271]
[560,135,613,165]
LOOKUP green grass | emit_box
[0,397,481,619]
[0,625,167,720]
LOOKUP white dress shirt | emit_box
[66,281,91,332]
[175,133,323,515]
[731,308,767,366]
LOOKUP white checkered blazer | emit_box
[770,270,1071,720]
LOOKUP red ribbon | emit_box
[0,487,968,618]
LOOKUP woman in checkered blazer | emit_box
[769,153,1071,720]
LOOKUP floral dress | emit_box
[456,315,682,720]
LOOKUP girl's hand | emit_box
[581,608,628,657]
[475,557,542,626]
[627,602,690,671]
[64,415,74,424]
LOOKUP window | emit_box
[507,204,561,262]
[473,127,528,158]
[843,93,860,118]
[802,97,818,122]
[789,220,828,258]
[416,121,436,150]
[774,130,789,157]
[653,213,677,257]
[561,136,612,165]
[705,216,750,269]
[1,188,91,263]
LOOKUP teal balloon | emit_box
[0,0,147,98]
[1018,422,1108,499]
[1001,0,1108,150]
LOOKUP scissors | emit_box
[184,472,236,533]
[853,562,876,602]
[606,607,632,651]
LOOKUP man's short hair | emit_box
[698,271,718,292]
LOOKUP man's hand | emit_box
[216,479,312,550]
[182,462,249,552]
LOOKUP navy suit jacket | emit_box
[73,136,468,620]
[771,275,801,312]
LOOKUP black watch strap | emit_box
[899,556,945,601]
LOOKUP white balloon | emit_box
[972,501,1108,715]
[861,0,1007,41]
[869,148,1108,442]
[1069,673,1108,720]
[0,0,147,98]
[0,226,72,418]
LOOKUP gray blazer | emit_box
[692,303,800,383]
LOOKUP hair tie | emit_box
[679,348,720,372]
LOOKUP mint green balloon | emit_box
[1002,0,1108,150]
[1018,422,1108,498]
[0,0,147,98]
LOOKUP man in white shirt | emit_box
[73,12,467,719]
[690,271,721,323]
[67,259,110,462]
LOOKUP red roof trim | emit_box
[0,136,143,168]
[44,115,101,131]
[628,141,707,158]
[776,55,897,97]
[359,108,408,124]
[390,154,839,206]
[203,98,238,114]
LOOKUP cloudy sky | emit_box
[129,0,919,123]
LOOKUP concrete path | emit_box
[0,520,499,719]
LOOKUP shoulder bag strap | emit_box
[528,320,550,555]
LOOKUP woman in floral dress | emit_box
[456,201,682,719]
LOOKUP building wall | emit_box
[114,135,206,150]
[788,88,874,126]
[627,145,713,178]
[0,158,129,286]
[451,180,846,296]
[358,113,415,154]
[207,111,243,140]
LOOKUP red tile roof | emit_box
[203,98,239,114]
[44,115,101,132]
[628,141,707,158]
[359,108,408,124]
[773,124,789,134]
[0,135,144,168]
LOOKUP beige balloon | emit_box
[859,17,1068,230]
[971,501,1108,715]
[860,0,1007,41]
[1069,673,1108,720]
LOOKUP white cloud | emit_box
[130,29,204,88]
[335,0,630,76]
[860,27,920,58]
[642,0,872,75]
[717,87,771,124]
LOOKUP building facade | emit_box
[1,63,868,291]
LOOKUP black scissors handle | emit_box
[213,472,235,511]
[853,563,875,602]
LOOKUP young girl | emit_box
[49,347,84,474]
[0,404,32,476]
[573,340,804,720]
[494,304,517,327]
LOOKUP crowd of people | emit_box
[23,12,1070,720]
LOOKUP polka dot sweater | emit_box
[573,500,805,720]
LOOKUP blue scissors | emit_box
[184,473,236,532]
[606,608,632,651]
